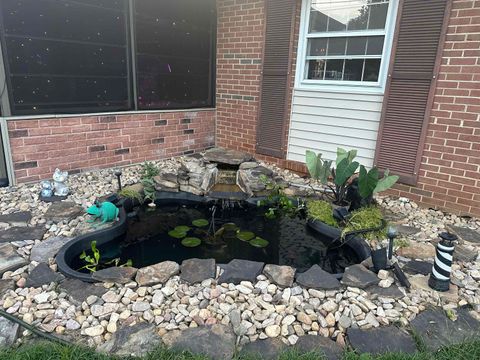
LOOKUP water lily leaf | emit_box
[181,237,202,247]
[250,237,269,248]
[168,230,187,239]
[192,219,209,227]
[174,225,191,233]
[236,231,255,241]
[223,223,239,231]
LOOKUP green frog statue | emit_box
[86,201,119,225]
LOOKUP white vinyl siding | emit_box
[286,89,383,167]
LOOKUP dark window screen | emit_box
[134,0,216,110]
[0,0,131,115]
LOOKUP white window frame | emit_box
[295,0,399,94]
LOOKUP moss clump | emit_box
[118,188,143,203]
[306,200,338,227]
[342,206,386,240]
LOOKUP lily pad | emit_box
[181,237,202,247]
[250,237,269,248]
[168,230,187,239]
[192,219,209,227]
[175,225,191,233]
[223,223,239,231]
[236,231,255,242]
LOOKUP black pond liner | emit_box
[57,192,372,283]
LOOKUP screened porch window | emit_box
[0,0,216,116]
[302,0,393,85]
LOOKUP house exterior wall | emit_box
[7,110,215,183]
[386,0,480,217]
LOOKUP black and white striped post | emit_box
[428,232,457,292]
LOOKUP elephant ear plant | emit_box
[305,148,399,206]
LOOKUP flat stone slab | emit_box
[99,323,162,357]
[168,324,236,360]
[44,201,84,222]
[410,308,480,351]
[409,275,459,303]
[451,226,480,244]
[341,264,379,289]
[0,280,14,296]
[59,279,108,305]
[31,236,71,262]
[0,211,31,227]
[263,264,295,288]
[0,225,46,243]
[180,258,216,284]
[367,285,405,299]
[397,225,421,236]
[403,260,433,276]
[296,265,341,290]
[397,242,436,259]
[241,338,287,360]
[0,243,27,276]
[347,326,417,355]
[203,147,254,165]
[218,259,264,284]
[0,317,20,347]
[454,245,478,263]
[92,267,137,284]
[135,261,180,286]
[294,335,343,360]
[25,263,65,287]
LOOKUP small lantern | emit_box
[387,225,398,260]
[428,232,457,292]
[114,170,123,191]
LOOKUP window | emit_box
[0,0,216,116]
[300,0,395,87]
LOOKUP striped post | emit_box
[428,232,457,292]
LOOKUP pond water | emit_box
[73,201,361,275]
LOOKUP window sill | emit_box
[2,107,217,121]
[294,82,386,95]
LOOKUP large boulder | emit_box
[135,261,180,286]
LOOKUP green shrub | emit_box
[306,200,338,227]
[342,206,386,240]
[118,188,143,203]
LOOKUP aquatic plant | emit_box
[250,237,269,248]
[140,161,160,179]
[118,188,143,204]
[258,175,299,219]
[181,237,202,247]
[306,200,338,227]
[140,162,160,205]
[342,206,387,241]
[192,219,209,227]
[79,241,132,273]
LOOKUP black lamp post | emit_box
[114,170,123,191]
[387,225,398,260]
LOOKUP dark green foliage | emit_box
[258,175,300,219]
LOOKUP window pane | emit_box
[307,60,326,80]
[366,36,385,55]
[0,0,130,115]
[134,0,216,110]
[344,59,364,81]
[347,5,369,31]
[327,37,347,56]
[363,59,381,82]
[309,9,328,32]
[346,37,367,55]
[308,39,328,56]
[324,59,344,80]
[368,3,389,29]
[327,10,348,32]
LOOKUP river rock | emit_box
[180,258,216,284]
[263,264,295,288]
[99,323,162,357]
[92,267,137,284]
[341,264,379,289]
[135,261,180,286]
[168,324,236,360]
[296,265,341,290]
[397,243,436,259]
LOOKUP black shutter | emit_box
[374,0,451,185]
[256,0,296,158]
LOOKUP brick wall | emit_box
[387,0,480,217]
[8,111,215,183]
